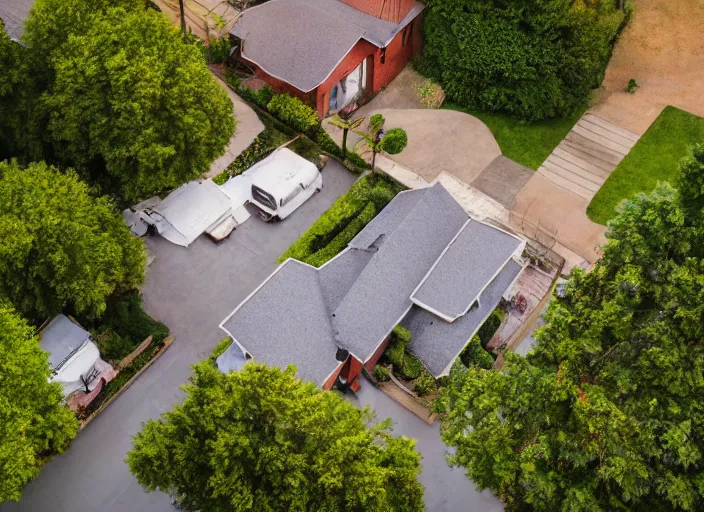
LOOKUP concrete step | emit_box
[583,113,640,143]
[552,145,616,173]
[564,133,626,165]
[544,155,607,185]
[577,119,638,149]
[571,125,631,156]
[537,167,597,199]
[540,161,602,191]
[551,148,613,179]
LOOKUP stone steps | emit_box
[537,113,640,200]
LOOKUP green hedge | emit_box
[277,173,404,264]
[401,354,424,380]
[373,365,390,382]
[477,309,505,349]
[460,335,494,370]
[305,202,376,267]
[413,370,436,396]
[267,94,319,137]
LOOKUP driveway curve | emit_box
[329,108,501,184]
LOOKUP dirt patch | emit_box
[511,174,607,263]
[471,156,534,209]
[590,0,704,135]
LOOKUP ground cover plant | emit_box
[587,106,704,224]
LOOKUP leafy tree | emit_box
[33,7,234,201]
[0,21,29,160]
[127,361,424,511]
[437,147,704,510]
[0,302,78,502]
[328,114,366,158]
[0,160,146,320]
[418,0,626,120]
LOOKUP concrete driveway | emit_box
[4,161,356,512]
[350,385,502,512]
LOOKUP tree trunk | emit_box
[341,129,348,159]
[371,149,377,173]
[178,0,186,39]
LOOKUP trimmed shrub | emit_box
[380,128,408,155]
[95,330,128,363]
[460,335,494,370]
[413,370,436,397]
[213,124,289,184]
[477,309,505,348]
[392,325,411,346]
[385,339,406,369]
[305,202,377,267]
[267,94,319,137]
[401,354,424,380]
[373,365,390,382]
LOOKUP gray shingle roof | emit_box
[332,182,469,360]
[232,0,423,92]
[0,0,34,41]
[318,247,374,312]
[411,220,522,321]
[219,181,525,385]
[405,259,523,377]
[220,260,339,385]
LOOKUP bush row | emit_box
[225,71,370,171]
[277,173,404,264]
[305,202,377,267]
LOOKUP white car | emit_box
[247,148,322,221]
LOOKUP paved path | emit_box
[3,162,356,512]
[536,114,640,200]
[205,76,264,178]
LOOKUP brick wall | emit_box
[371,16,422,93]
[363,331,393,373]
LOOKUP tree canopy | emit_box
[0,160,146,320]
[5,0,235,202]
[418,0,626,120]
[0,302,78,502]
[437,145,704,510]
[128,361,424,511]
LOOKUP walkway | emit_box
[536,113,640,200]
[205,75,265,178]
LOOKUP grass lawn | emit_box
[587,106,704,225]
[443,102,586,170]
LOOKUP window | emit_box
[251,185,277,210]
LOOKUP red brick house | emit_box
[231,0,424,117]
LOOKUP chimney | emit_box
[338,0,416,24]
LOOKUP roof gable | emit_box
[331,183,469,360]
[411,220,523,321]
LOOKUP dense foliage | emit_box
[0,22,24,159]
[277,173,404,264]
[438,146,704,510]
[459,335,494,370]
[0,303,78,502]
[0,161,145,320]
[127,361,424,511]
[3,0,234,202]
[419,0,626,120]
[267,93,320,137]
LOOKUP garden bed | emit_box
[74,292,170,421]
[277,172,406,266]
[587,106,704,225]
[212,70,370,186]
